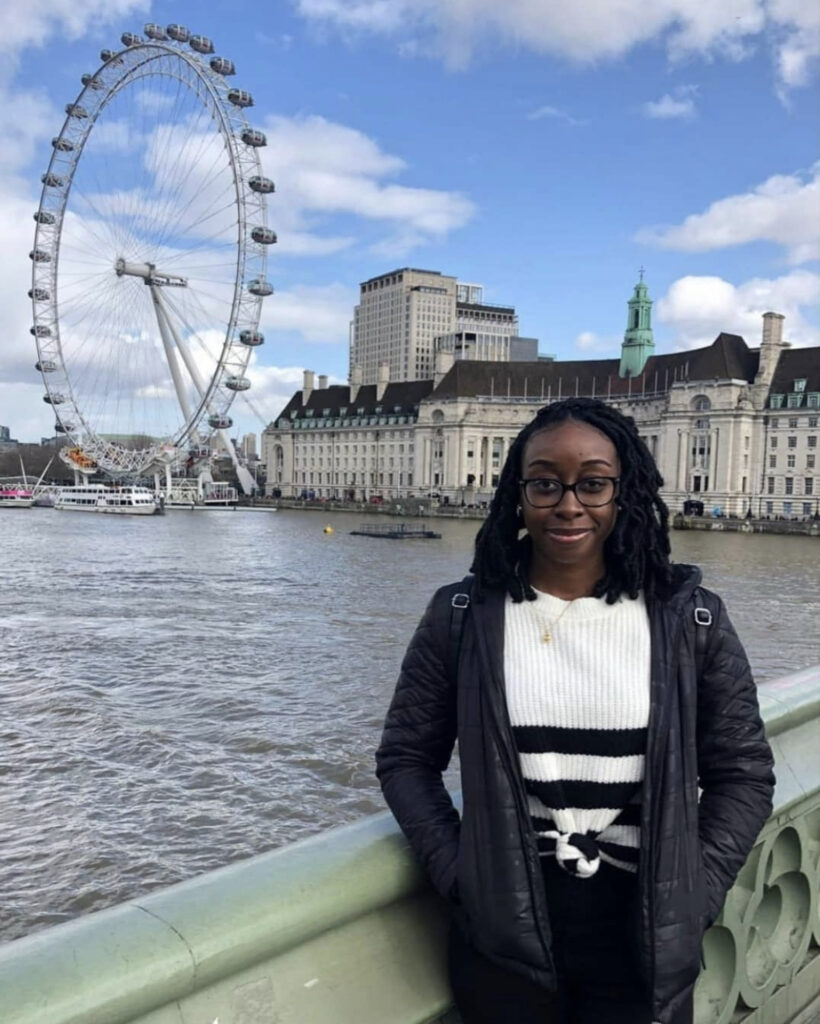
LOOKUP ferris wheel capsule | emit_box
[225,376,251,392]
[239,330,264,346]
[33,210,56,224]
[30,249,51,262]
[249,176,275,194]
[247,278,273,297]
[55,422,74,433]
[36,360,57,372]
[29,288,51,301]
[81,73,103,89]
[31,325,52,337]
[65,103,88,119]
[41,172,65,188]
[251,227,277,244]
[190,35,214,54]
[144,23,168,40]
[227,89,253,108]
[210,56,235,75]
[121,32,143,47]
[100,49,120,63]
[241,129,266,147]
[208,414,233,429]
[167,24,190,42]
[43,393,66,405]
[52,137,74,152]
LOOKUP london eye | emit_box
[30,23,275,487]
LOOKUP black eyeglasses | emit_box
[519,476,620,509]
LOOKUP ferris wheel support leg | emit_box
[148,284,194,426]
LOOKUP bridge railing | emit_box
[2,667,819,1024]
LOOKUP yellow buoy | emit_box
[323,525,334,534]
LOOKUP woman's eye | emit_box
[578,477,606,493]
[533,479,560,493]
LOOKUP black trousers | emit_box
[448,859,694,1024]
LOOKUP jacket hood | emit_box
[663,562,702,605]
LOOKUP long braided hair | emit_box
[470,397,673,603]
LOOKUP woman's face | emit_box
[519,419,621,581]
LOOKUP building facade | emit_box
[265,279,819,517]
[349,268,532,384]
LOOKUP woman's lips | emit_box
[545,528,592,543]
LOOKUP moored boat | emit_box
[349,522,441,539]
[55,485,162,515]
[0,487,34,508]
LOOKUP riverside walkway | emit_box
[2,665,819,1024]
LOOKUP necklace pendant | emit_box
[541,628,553,644]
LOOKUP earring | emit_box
[516,504,522,516]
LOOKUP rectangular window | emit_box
[770,395,784,409]
[794,378,807,392]
[803,503,813,517]
[789,417,798,428]
[806,478,814,495]
[770,437,778,448]
[809,436,818,448]
[808,455,816,469]
[787,393,802,408]
[810,416,818,427]
[767,477,775,494]
[769,455,777,468]
[783,501,793,516]
[741,476,747,493]
[771,417,779,428]
[788,455,796,468]
[785,478,794,494]
[808,395,819,409]
[766,501,774,515]
[788,436,797,448]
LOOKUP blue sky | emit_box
[1,0,818,443]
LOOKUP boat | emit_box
[349,522,441,539]
[0,486,34,508]
[55,484,163,515]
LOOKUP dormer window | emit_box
[770,394,784,409]
[305,408,313,417]
[323,408,331,416]
[794,379,807,392]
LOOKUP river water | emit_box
[1,508,818,942]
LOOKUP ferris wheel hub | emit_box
[115,259,187,287]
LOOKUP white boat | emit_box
[0,487,34,508]
[55,485,163,515]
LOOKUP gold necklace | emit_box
[536,598,574,644]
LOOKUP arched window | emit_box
[431,409,445,424]
[691,395,711,412]
[632,309,640,329]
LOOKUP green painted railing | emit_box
[2,667,819,1024]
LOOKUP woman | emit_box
[376,398,774,1024]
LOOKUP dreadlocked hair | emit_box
[470,397,673,604]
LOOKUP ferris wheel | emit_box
[29,23,275,481]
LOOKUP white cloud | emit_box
[294,0,820,91]
[636,163,820,264]
[259,115,475,255]
[657,270,820,349]
[642,85,698,119]
[258,283,356,343]
[574,331,619,352]
[527,105,586,127]
[0,0,149,56]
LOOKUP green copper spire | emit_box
[619,268,654,378]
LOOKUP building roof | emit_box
[273,379,435,424]
[769,347,820,398]
[431,331,764,401]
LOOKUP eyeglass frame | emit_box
[518,475,621,509]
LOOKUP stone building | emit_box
[349,268,533,384]
[263,278,819,517]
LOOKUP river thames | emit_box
[1,508,818,942]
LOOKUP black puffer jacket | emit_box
[376,564,775,1024]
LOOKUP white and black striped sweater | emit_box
[504,589,651,878]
